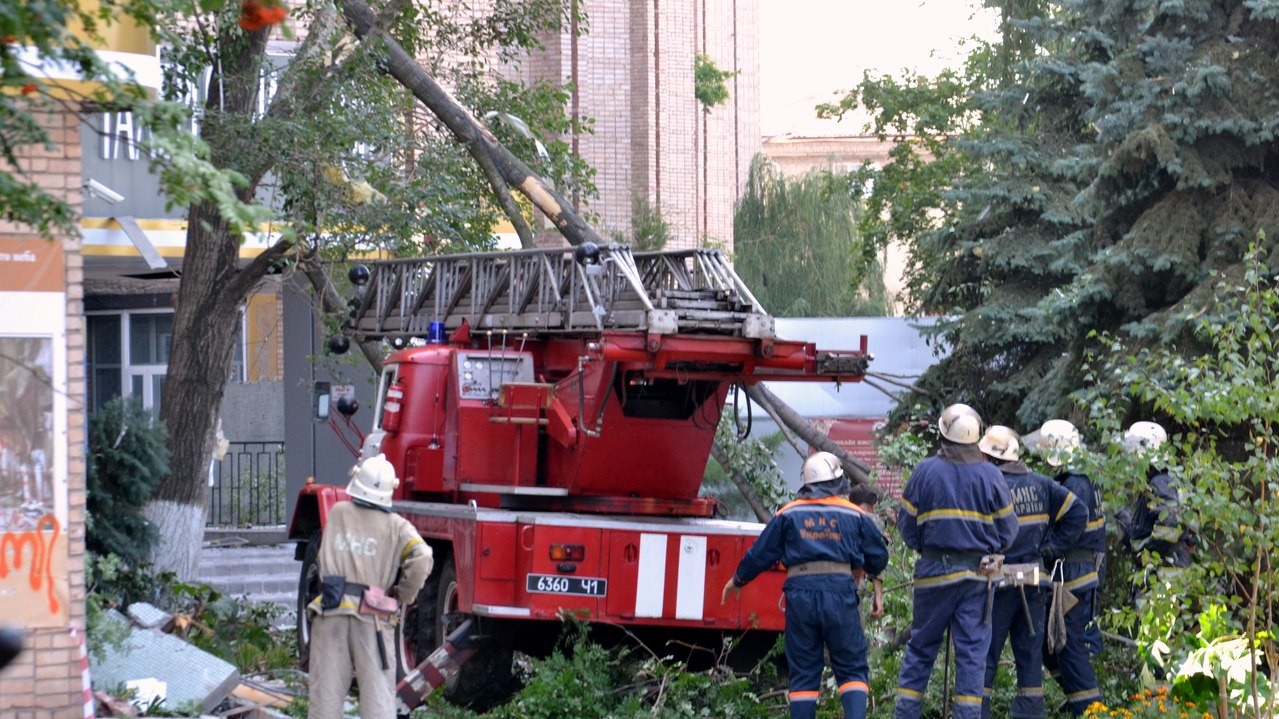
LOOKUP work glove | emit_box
[1040,545,1060,565]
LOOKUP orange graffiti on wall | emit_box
[0,513,61,615]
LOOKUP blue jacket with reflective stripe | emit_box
[1000,461,1086,564]
[897,443,1017,583]
[1056,470,1105,554]
[733,494,889,588]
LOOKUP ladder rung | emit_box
[352,246,774,340]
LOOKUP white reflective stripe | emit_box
[471,603,532,618]
[675,535,707,620]
[635,533,668,618]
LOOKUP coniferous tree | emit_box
[844,0,1279,428]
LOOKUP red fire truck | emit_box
[287,244,870,707]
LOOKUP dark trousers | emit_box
[1043,581,1101,715]
[983,586,1047,719]
[895,581,990,719]
[784,576,870,719]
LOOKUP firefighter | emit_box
[978,426,1086,719]
[895,404,1018,719]
[1122,421,1192,570]
[848,483,886,619]
[308,454,433,719]
[1037,419,1104,716]
[721,452,889,719]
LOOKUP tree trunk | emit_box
[146,201,246,578]
[746,384,873,485]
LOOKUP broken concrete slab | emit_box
[90,611,240,713]
[126,602,173,630]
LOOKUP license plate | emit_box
[526,573,607,597]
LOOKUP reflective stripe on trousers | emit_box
[895,580,991,719]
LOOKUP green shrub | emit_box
[87,397,169,566]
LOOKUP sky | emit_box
[759,1,999,137]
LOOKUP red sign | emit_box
[0,238,65,293]
[808,418,905,498]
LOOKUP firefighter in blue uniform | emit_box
[1037,419,1105,715]
[978,426,1087,719]
[1122,421,1192,571]
[894,404,1018,719]
[722,452,889,719]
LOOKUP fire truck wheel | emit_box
[411,558,516,710]
[295,530,322,670]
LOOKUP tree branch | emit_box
[709,444,772,523]
[745,384,872,485]
[298,247,385,372]
[338,0,604,247]
[471,141,536,248]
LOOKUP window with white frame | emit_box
[88,310,245,415]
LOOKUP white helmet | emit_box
[978,425,1021,462]
[347,453,400,509]
[938,403,982,445]
[1124,421,1167,454]
[1039,419,1081,468]
[801,452,844,485]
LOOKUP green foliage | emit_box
[707,409,789,516]
[693,53,735,112]
[734,155,887,317]
[609,194,672,251]
[873,413,937,474]
[1077,246,1279,718]
[842,0,1279,430]
[422,626,782,719]
[0,0,149,234]
[87,397,170,566]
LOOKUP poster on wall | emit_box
[0,336,68,625]
[0,229,71,626]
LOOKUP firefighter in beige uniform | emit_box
[308,454,433,719]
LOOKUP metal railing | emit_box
[207,441,285,527]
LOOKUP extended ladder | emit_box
[348,245,776,341]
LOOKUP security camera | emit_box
[84,179,124,205]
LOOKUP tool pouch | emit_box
[359,585,400,620]
[1046,560,1068,655]
[999,562,1042,588]
[320,575,346,611]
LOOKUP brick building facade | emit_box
[0,103,91,718]
[518,0,761,252]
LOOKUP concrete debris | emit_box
[90,610,240,714]
[126,602,173,630]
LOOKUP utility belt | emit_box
[786,560,853,578]
[319,576,399,671]
[919,549,985,568]
[1061,549,1100,564]
[319,576,400,618]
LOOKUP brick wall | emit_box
[518,0,761,254]
[0,102,89,718]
